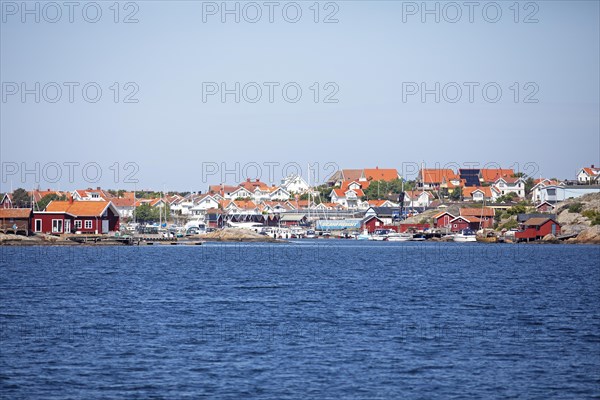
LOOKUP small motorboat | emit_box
[386,232,412,242]
[305,229,317,239]
[453,229,477,242]
[370,229,391,241]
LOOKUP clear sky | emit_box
[1,0,599,192]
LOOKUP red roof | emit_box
[111,198,135,207]
[433,211,455,220]
[0,208,32,218]
[582,167,600,176]
[481,169,514,182]
[341,169,363,182]
[405,190,434,199]
[460,207,495,217]
[363,168,399,182]
[45,201,113,216]
[420,169,458,184]
[463,186,494,198]
[238,179,269,191]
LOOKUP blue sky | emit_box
[1,0,599,191]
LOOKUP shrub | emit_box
[568,203,583,213]
[499,219,518,230]
[582,210,600,226]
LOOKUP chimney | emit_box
[97,187,101,190]
[592,165,595,169]
[246,178,251,182]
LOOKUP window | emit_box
[84,220,93,229]
[34,219,42,232]
[75,220,82,229]
[51,219,63,233]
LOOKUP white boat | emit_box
[184,217,207,233]
[453,229,477,242]
[370,229,391,241]
[356,229,370,240]
[386,232,413,242]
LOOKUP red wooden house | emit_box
[535,201,556,213]
[433,211,455,229]
[515,218,561,241]
[362,215,385,233]
[32,200,119,235]
[460,207,495,229]
[448,216,481,232]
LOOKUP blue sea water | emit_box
[1,241,599,399]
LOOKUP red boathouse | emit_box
[515,218,561,241]
[32,200,120,235]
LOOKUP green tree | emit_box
[362,179,405,200]
[450,187,463,201]
[134,204,159,222]
[37,193,66,211]
[506,203,528,216]
[496,192,518,203]
[12,188,30,208]
[524,177,535,197]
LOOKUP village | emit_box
[1,165,599,245]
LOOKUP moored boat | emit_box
[453,229,477,242]
[386,232,413,242]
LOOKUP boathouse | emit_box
[515,218,561,241]
[32,200,119,234]
[0,208,33,235]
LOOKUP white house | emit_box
[530,179,562,203]
[462,187,500,202]
[403,191,433,208]
[189,194,220,215]
[228,186,253,200]
[71,188,110,201]
[111,198,135,218]
[280,174,310,193]
[269,187,291,201]
[538,184,600,203]
[330,188,363,209]
[493,177,526,198]
[577,165,600,184]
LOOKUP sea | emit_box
[1,241,599,399]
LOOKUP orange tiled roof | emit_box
[405,190,434,199]
[45,201,111,216]
[420,169,458,184]
[495,176,521,184]
[433,211,455,219]
[239,179,269,191]
[340,180,371,190]
[0,208,32,218]
[480,169,514,182]
[463,186,493,197]
[111,198,135,207]
[582,167,600,176]
[363,168,399,182]
[341,169,363,182]
[460,207,495,217]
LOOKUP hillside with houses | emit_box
[0,164,599,244]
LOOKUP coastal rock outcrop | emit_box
[201,228,279,242]
[573,226,600,244]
